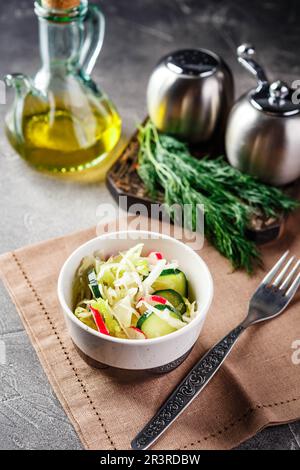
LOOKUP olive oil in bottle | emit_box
[6,98,121,173]
[5,0,122,175]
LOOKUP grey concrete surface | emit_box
[0,0,299,450]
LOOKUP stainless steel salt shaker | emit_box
[147,49,234,143]
[226,44,300,186]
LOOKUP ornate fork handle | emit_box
[131,324,245,450]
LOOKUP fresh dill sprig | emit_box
[137,120,299,273]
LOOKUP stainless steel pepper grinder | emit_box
[147,48,234,144]
[226,44,300,186]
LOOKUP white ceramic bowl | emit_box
[58,231,213,372]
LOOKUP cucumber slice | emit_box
[152,269,188,297]
[137,311,175,338]
[136,310,152,330]
[154,303,182,320]
[137,304,180,338]
[88,269,102,299]
[153,289,186,315]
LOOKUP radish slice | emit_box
[151,295,167,305]
[136,294,169,314]
[148,251,163,264]
[125,327,146,339]
[90,306,110,335]
[137,295,167,307]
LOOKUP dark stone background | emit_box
[0,0,299,449]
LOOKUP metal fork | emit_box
[131,251,300,450]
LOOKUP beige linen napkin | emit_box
[0,213,300,450]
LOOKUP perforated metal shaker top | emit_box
[165,49,219,76]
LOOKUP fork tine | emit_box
[286,272,300,298]
[273,256,295,286]
[280,260,300,290]
[262,250,289,285]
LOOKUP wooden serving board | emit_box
[106,124,291,245]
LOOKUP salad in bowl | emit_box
[73,244,198,340]
[58,231,213,371]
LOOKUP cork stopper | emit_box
[42,0,81,9]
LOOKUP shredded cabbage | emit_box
[72,243,200,339]
[143,303,187,329]
[74,306,97,330]
[142,259,166,294]
[113,295,136,328]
